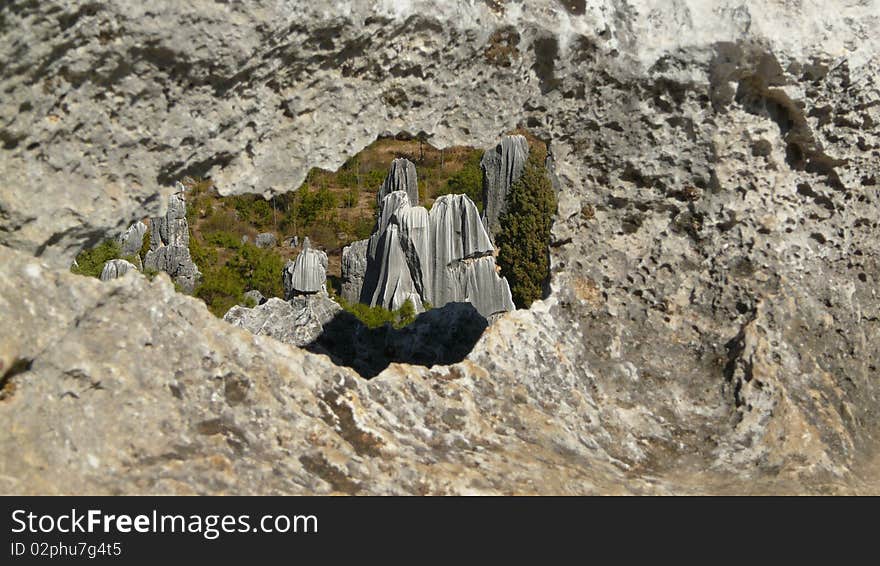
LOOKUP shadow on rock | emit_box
[305,302,488,378]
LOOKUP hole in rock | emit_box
[70,131,559,378]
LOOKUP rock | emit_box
[425,194,497,310]
[393,205,431,299]
[341,239,369,304]
[461,256,515,318]
[366,223,424,312]
[286,236,299,249]
[241,235,249,244]
[481,135,529,240]
[361,190,511,317]
[283,238,327,298]
[2,1,880,495]
[377,158,418,208]
[142,183,201,293]
[117,221,147,257]
[255,232,276,248]
[99,259,138,281]
[224,295,341,347]
[367,190,411,261]
[243,289,265,306]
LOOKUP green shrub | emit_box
[189,229,218,267]
[495,144,556,308]
[332,295,418,329]
[70,239,121,278]
[224,243,285,299]
[139,229,151,258]
[203,230,242,250]
[195,265,246,317]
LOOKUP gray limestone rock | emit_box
[224,295,341,347]
[2,1,880,495]
[341,239,369,304]
[99,259,138,281]
[481,135,529,240]
[393,205,431,299]
[362,190,512,317]
[426,194,497,308]
[142,184,201,293]
[367,223,424,312]
[283,238,327,298]
[117,221,147,257]
[255,232,276,248]
[377,158,418,208]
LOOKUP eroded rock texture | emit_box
[224,295,342,348]
[1,1,879,494]
[378,158,419,207]
[481,134,529,239]
[283,238,328,297]
[142,183,201,293]
[341,239,369,304]
[117,221,147,257]
[360,183,514,316]
[99,258,137,281]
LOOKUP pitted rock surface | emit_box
[1,1,879,494]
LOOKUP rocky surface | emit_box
[341,239,369,304]
[255,232,277,249]
[117,221,147,257]
[282,238,328,297]
[142,183,201,293]
[481,135,529,239]
[224,295,341,348]
[1,1,879,494]
[361,186,513,316]
[99,258,138,281]
[425,194,512,315]
[365,222,425,312]
[378,158,419,207]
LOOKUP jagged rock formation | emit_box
[425,194,513,317]
[377,158,419,207]
[340,239,369,304]
[359,163,515,317]
[99,258,138,281]
[282,238,327,298]
[366,222,424,312]
[142,184,201,293]
[481,135,529,240]
[255,232,276,248]
[2,1,880,495]
[224,295,342,347]
[117,221,147,257]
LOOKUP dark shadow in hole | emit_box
[305,302,488,379]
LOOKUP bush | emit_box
[332,295,418,329]
[495,144,556,308]
[225,243,285,299]
[139,229,151,258]
[70,239,121,278]
[195,265,246,317]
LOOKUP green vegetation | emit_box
[333,295,418,329]
[495,143,556,309]
[70,239,121,277]
[191,225,285,317]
